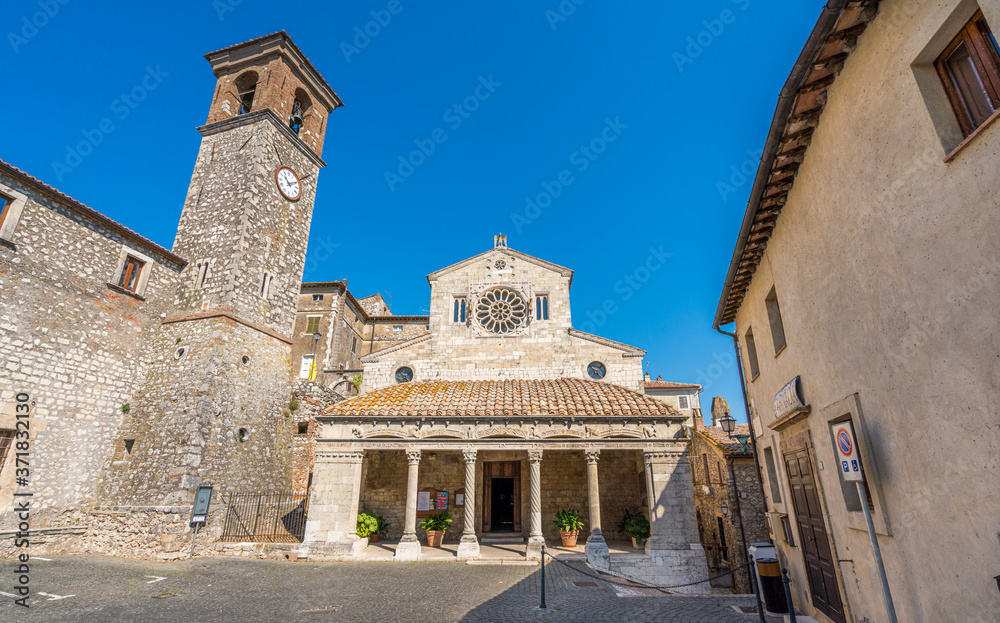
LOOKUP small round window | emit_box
[587,362,606,380]
[236,427,250,443]
[240,355,251,367]
[395,367,413,384]
[174,347,188,360]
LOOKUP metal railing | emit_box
[220,492,307,543]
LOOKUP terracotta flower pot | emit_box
[369,534,380,544]
[559,530,579,547]
[426,530,444,547]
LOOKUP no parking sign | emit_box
[832,422,863,482]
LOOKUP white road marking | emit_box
[34,557,53,561]
[0,591,18,598]
[145,576,167,584]
[37,592,75,601]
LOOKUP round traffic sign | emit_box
[837,429,852,455]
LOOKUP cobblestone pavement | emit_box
[0,555,783,622]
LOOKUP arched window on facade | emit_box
[235,71,258,115]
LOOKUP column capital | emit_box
[315,449,365,463]
[584,449,600,464]
[527,450,543,463]
[462,449,478,464]
[643,448,687,465]
[405,449,422,464]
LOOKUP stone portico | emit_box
[299,241,709,590]
[300,380,709,591]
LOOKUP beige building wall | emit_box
[730,1,1000,621]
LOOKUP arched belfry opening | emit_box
[290,88,312,135]
[234,71,258,115]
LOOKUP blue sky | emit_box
[3,0,822,422]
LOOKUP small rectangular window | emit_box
[123,437,136,458]
[763,447,782,503]
[717,462,725,486]
[936,11,1000,137]
[351,336,357,353]
[0,430,13,474]
[393,325,402,332]
[535,295,549,320]
[305,316,321,334]
[261,272,272,299]
[0,195,11,232]
[453,297,466,323]
[765,287,786,354]
[313,294,324,301]
[701,453,710,484]
[195,260,209,289]
[744,327,760,380]
[118,256,145,292]
[296,422,309,435]
[677,395,690,410]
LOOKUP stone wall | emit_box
[0,169,183,529]
[361,248,646,393]
[689,431,770,593]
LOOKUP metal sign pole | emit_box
[857,481,898,623]
[189,522,200,560]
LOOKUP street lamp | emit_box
[310,331,321,381]
[719,413,751,453]
[719,414,736,434]
[720,502,729,517]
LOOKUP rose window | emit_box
[494,259,507,270]
[475,287,527,334]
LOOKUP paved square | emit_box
[0,555,781,622]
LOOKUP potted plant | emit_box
[357,512,379,542]
[419,510,452,547]
[618,509,650,549]
[553,508,584,547]
[373,514,389,543]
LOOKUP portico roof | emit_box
[329,378,681,418]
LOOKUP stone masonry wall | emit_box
[362,249,645,393]
[0,170,183,529]
[171,117,318,338]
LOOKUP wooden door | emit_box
[784,448,844,623]
[482,461,521,532]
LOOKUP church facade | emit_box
[0,33,707,589]
[300,238,709,589]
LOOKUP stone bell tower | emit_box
[97,33,343,507]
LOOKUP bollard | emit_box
[748,559,766,623]
[540,544,547,609]
[782,567,796,623]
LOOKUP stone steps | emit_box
[480,534,526,545]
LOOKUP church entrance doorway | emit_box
[482,461,521,533]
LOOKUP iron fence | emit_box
[220,492,308,543]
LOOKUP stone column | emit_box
[643,448,710,594]
[457,449,480,560]
[526,450,545,559]
[394,449,422,561]
[300,448,365,560]
[584,449,610,570]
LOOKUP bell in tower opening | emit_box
[290,99,304,134]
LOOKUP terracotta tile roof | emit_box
[697,424,752,456]
[0,159,185,265]
[644,381,701,390]
[329,378,681,418]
